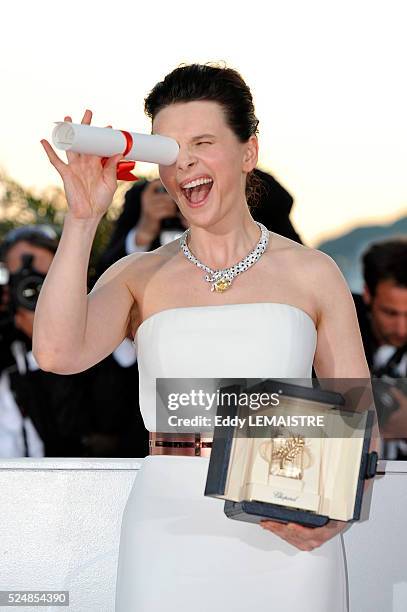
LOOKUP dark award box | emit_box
[205,379,378,528]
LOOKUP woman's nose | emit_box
[176,146,197,171]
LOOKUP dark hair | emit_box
[361,237,407,296]
[144,63,260,205]
[0,225,59,260]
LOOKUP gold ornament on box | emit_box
[259,433,312,480]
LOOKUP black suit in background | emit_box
[352,293,377,369]
[96,168,303,277]
[353,292,407,460]
[5,349,148,459]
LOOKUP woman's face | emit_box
[152,100,258,228]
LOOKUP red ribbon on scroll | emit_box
[101,129,139,181]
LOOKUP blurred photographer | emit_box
[0,225,148,458]
[130,179,188,249]
[0,225,56,340]
[353,238,407,459]
[0,225,57,456]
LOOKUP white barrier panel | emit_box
[343,460,407,612]
[0,458,140,612]
[0,458,405,612]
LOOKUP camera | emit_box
[372,371,407,426]
[0,255,46,326]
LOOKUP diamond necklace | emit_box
[179,222,270,292]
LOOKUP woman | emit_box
[35,64,375,611]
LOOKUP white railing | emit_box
[0,458,405,612]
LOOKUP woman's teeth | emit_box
[182,177,213,189]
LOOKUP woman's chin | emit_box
[179,189,214,221]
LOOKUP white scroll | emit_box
[52,122,179,165]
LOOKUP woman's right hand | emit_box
[40,109,122,220]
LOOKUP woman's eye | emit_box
[197,141,211,146]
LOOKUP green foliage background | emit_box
[0,169,146,280]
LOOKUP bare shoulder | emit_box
[266,234,369,378]
[270,232,347,282]
[88,242,180,340]
[268,232,354,325]
[90,251,148,292]
[296,245,355,327]
[299,245,350,293]
[91,240,178,294]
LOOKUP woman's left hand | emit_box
[260,519,347,551]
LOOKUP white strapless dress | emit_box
[115,303,348,612]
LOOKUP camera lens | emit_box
[8,255,46,312]
[16,274,44,311]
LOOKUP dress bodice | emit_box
[133,302,317,431]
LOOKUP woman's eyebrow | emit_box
[191,134,216,141]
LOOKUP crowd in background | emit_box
[0,168,406,460]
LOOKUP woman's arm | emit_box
[312,251,380,451]
[33,238,141,374]
[261,250,380,549]
[312,251,371,379]
[33,110,134,374]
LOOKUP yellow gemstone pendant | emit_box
[213,278,232,292]
[180,222,270,294]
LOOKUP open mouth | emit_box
[180,176,213,206]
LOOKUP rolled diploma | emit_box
[52,122,179,165]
